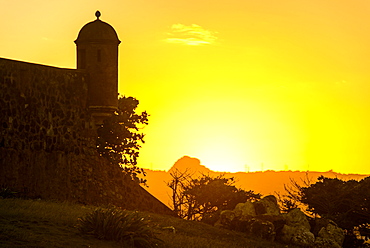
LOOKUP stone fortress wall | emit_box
[0,58,172,215]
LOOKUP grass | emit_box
[77,206,162,247]
[0,198,294,248]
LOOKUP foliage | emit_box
[300,176,370,230]
[96,96,149,185]
[77,206,162,247]
[167,170,261,222]
[282,175,370,244]
[276,174,311,213]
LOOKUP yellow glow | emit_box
[2,1,370,174]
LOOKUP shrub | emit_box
[77,206,162,247]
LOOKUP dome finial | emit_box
[95,10,101,20]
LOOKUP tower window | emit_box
[97,49,101,62]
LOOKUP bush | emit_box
[77,206,162,247]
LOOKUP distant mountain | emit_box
[144,156,369,207]
[168,156,212,174]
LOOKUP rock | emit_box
[291,229,315,247]
[292,228,315,247]
[317,221,345,247]
[253,195,280,216]
[234,201,256,220]
[162,226,176,234]
[215,198,345,248]
[279,225,295,243]
[280,225,315,247]
[314,237,342,248]
[257,214,286,235]
[312,218,331,236]
[311,218,345,247]
[215,210,235,228]
[284,208,311,231]
[279,209,315,247]
[215,210,250,233]
[247,218,276,241]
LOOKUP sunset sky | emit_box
[2,0,370,174]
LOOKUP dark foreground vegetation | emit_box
[282,175,370,244]
[0,198,295,248]
[166,170,370,247]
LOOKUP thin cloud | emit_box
[165,24,218,46]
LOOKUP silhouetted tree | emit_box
[300,176,370,230]
[167,168,193,217]
[282,175,370,245]
[277,174,311,213]
[96,96,149,185]
[167,172,261,222]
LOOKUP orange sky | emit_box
[2,0,370,174]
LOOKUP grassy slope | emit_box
[0,198,293,248]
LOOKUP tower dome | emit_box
[75,11,121,125]
[75,11,120,45]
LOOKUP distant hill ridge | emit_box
[144,156,369,207]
